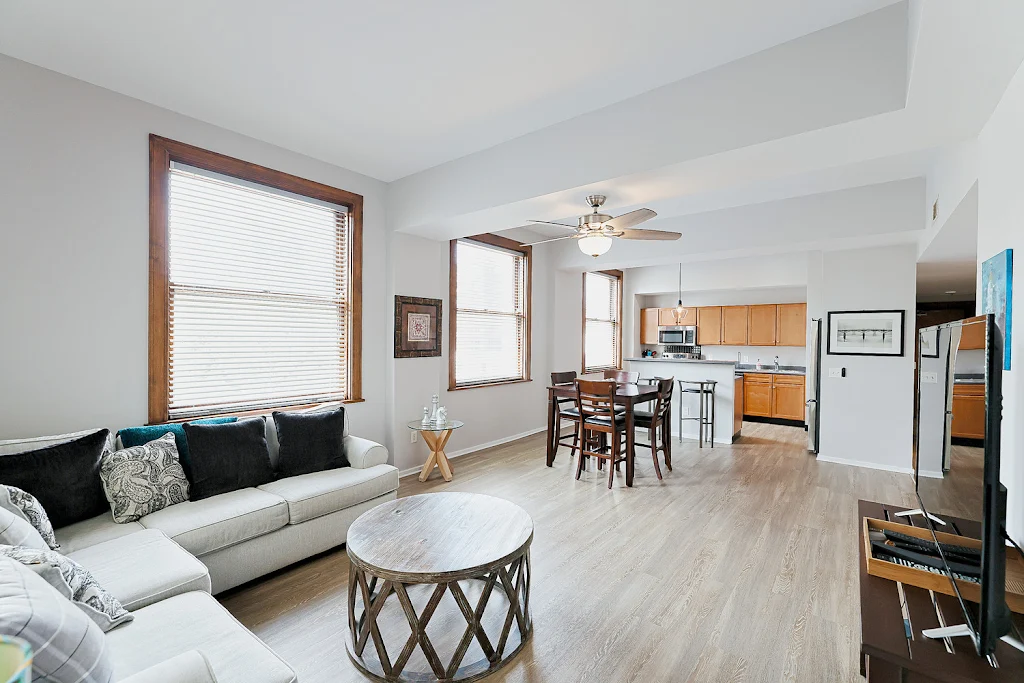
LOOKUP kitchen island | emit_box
[626,358,738,444]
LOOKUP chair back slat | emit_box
[602,370,639,384]
[575,379,617,421]
[654,377,674,419]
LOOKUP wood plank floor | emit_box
[220,423,916,682]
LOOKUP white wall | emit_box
[0,55,389,443]
[385,231,555,475]
[977,61,1024,544]
[809,245,918,473]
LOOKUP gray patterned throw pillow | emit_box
[99,432,189,524]
[0,544,133,632]
[0,484,60,550]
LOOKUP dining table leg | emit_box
[546,390,557,467]
[625,401,635,487]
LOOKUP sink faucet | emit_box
[774,356,780,371]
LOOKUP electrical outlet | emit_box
[828,368,842,378]
[410,431,418,443]
[742,355,749,363]
[922,371,938,384]
[682,406,690,417]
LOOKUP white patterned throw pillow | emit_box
[0,484,60,550]
[0,545,133,632]
[99,432,190,524]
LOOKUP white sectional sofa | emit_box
[0,416,400,682]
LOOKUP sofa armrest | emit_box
[119,651,218,683]
[345,435,389,469]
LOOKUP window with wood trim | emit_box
[583,270,623,373]
[449,234,531,390]
[148,136,362,423]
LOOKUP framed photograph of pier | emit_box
[827,310,905,357]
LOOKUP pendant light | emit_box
[673,263,685,322]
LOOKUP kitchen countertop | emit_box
[734,364,806,376]
[626,357,736,365]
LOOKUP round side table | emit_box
[346,493,534,683]
[408,420,464,483]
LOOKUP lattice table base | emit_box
[346,551,532,682]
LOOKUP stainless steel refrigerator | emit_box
[807,318,822,454]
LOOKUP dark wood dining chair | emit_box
[574,379,628,488]
[603,370,639,384]
[551,371,581,457]
[633,377,674,479]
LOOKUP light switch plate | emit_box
[922,371,939,384]
[828,368,842,378]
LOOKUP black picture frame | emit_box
[826,309,906,357]
[394,296,442,358]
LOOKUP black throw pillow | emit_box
[0,429,110,528]
[183,418,274,501]
[272,407,349,477]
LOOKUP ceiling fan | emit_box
[521,195,680,257]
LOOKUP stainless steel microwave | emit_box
[658,325,697,345]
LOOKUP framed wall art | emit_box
[394,296,442,358]
[827,310,905,357]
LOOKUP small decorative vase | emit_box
[0,636,31,683]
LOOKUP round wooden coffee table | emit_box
[346,493,534,683]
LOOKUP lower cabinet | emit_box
[743,374,772,417]
[951,383,985,439]
[742,373,805,422]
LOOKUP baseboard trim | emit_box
[398,426,546,479]
[918,469,944,479]
[816,454,914,475]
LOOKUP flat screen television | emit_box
[914,314,1013,656]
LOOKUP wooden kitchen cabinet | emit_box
[957,316,987,350]
[697,306,722,345]
[747,305,778,345]
[742,373,805,422]
[743,373,772,417]
[771,374,806,421]
[640,308,660,344]
[658,306,696,326]
[776,303,806,347]
[721,306,749,345]
[951,383,985,439]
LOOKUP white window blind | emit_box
[453,239,529,387]
[584,271,620,372]
[166,163,351,419]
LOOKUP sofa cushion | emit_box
[265,406,349,470]
[0,545,133,632]
[0,556,114,683]
[184,418,274,501]
[257,464,399,525]
[118,651,218,683]
[138,488,288,557]
[117,417,237,483]
[272,406,348,477]
[0,429,111,528]
[55,514,146,554]
[106,591,296,683]
[67,529,211,611]
[100,433,190,523]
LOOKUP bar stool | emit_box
[677,379,717,448]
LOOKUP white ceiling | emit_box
[0,0,898,181]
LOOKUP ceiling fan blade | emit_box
[520,234,581,246]
[616,228,680,241]
[604,208,657,230]
[526,220,579,230]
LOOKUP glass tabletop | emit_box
[407,419,465,431]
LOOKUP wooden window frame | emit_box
[582,269,623,374]
[448,233,532,391]
[148,134,363,424]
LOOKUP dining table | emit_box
[545,381,659,487]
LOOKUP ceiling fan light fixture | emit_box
[578,234,612,257]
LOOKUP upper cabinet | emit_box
[957,317,987,350]
[776,303,807,347]
[721,306,749,345]
[747,305,778,346]
[657,306,695,326]
[640,308,660,344]
[697,307,722,345]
